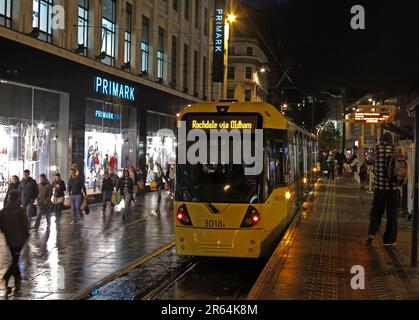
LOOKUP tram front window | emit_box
[176,164,260,204]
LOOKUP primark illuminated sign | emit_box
[212,0,225,83]
[94,76,135,101]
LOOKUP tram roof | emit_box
[180,101,314,138]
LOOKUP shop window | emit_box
[157,27,165,80]
[124,2,132,65]
[84,99,137,193]
[32,0,53,42]
[145,111,177,186]
[77,0,89,56]
[0,82,69,209]
[141,15,150,74]
[0,0,12,28]
[101,0,116,66]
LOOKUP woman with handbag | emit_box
[117,169,134,221]
[53,173,66,225]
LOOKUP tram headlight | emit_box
[176,204,193,226]
[241,206,260,228]
[285,191,291,200]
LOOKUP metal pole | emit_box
[411,105,419,268]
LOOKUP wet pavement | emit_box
[0,192,174,300]
[249,178,419,300]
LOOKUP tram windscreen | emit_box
[176,114,262,204]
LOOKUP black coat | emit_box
[18,177,39,207]
[102,177,114,192]
[117,177,134,194]
[0,200,30,248]
[53,180,66,198]
[4,182,19,206]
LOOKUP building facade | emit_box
[0,0,212,205]
[227,36,269,102]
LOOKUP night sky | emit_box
[242,0,419,96]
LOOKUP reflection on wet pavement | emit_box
[0,192,174,300]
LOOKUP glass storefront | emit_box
[84,98,137,192]
[145,111,177,184]
[0,80,69,209]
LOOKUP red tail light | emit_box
[177,204,192,226]
[241,206,260,228]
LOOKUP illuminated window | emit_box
[101,0,116,66]
[77,0,89,56]
[0,0,12,28]
[32,0,53,42]
[124,2,132,65]
[157,27,165,80]
[141,15,150,74]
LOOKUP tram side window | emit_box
[266,140,285,190]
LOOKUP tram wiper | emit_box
[205,202,220,214]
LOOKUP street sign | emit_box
[212,0,226,83]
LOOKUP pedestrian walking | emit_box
[34,174,53,231]
[0,190,30,295]
[117,169,134,220]
[102,171,114,211]
[334,150,346,178]
[155,164,164,202]
[53,173,66,225]
[18,170,39,228]
[4,175,19,207]
[326,151,335,180]
[167,163,176,197]
[68,167,86,224]
[366,133,400,246]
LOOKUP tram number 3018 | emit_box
[204,220,226,228]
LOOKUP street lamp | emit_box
[226,13,237,24]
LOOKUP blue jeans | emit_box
[71,195,82,222]
[25,204,33,228]
[123,193,131,218]
[102,190,113,209]
[35,207,51,229]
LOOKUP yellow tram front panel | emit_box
[174,186,295,258]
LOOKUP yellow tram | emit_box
[174,101,317,258]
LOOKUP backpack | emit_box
[387,155,407,184]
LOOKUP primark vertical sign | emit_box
[212,0,226,83]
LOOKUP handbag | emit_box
[80,197,88,211]
[54,196,64,205]
[63,196,71,210]
[150,181,157,191]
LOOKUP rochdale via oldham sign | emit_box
[212,0,225,83]
[94,76,135,101]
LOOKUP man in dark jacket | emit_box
[0,190,30,294]
[34,174,53,231]
[102,171,114,211]
[68,167,86,224]
[18,169,39,228]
